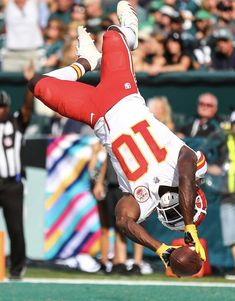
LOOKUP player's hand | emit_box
[156,243,180,268]
[92,182,106,201]
[184,224,206,261]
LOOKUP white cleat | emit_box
[117,1,138,50]
[77,26,102,71]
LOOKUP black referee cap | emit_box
[0,90,11,107]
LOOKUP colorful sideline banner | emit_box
[44,135,101,260]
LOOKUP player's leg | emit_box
[94,8,139,111]
[28,27,101,126]
[100,0,138,80]
[30,75,98,125]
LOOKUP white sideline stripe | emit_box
[3,278,235,288]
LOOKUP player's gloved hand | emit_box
[184,224,206,261]
[156,243,180,268]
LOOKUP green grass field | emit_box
[22,267,230,282]
[1,268,235,301]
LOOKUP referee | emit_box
[0,89,33,280]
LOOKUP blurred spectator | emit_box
[178,93,222,138]
[202,0,219,17]
[0,2,4,33]
[38,0,58,30]
[65,20,80,41]
[132,33,151,72]
[219,109,235,279]
[146,0,163,33]
[194,10,213,40]
[144,4,178,38]
[132,31,165,72]
[59,38,77,67]
[100,12,120,32]
[47,112,91,136]
[41,18,65,72]
[178,0,200,14]
[216,0,234,29]
[158,5,179,37]
[170,13,184,33]
[44,0,58,16]
[210,28,235,70]
[83,0,104,33]
[89,142,109,273]
[49,0,73,24]
[48,112,68,136]
[193,10,213,69]
[178,92,225,164]
[0,2,5,50]
[164,0,177,7]
[2,0,44,72]
[147,96,175,131]
[38,0,51,29]
[146,31,194,76]
[90,143,144,275]
[147,2,195,48]
[128,0,148,26]
[70,3,87,25]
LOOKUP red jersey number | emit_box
[112,120,167,181]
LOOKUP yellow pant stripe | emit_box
[70,63,82,80]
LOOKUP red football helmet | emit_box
[156,187,207,231]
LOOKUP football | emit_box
[169,246,202,277]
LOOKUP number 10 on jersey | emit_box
[112,120,167,181]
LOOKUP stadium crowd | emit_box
[0,0,235,73]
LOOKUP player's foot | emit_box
[117,1,138,50]
[77,26,102,71]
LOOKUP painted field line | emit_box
[2,278,235,288]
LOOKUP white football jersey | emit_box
[94,93,185,223]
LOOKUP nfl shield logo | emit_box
[124,82,131,89]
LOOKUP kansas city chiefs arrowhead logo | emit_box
[134,186,150,203]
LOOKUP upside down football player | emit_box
[28,1,208,269]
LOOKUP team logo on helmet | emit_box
[134,186,150,203]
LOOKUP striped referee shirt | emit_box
[0,110,28,178]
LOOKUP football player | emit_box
[28,1,207,269]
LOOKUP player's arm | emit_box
[92,158,108,201]
[20,89,34,124]
[16,64,36,124]
[177,145,197,225]
[177,146,206,261]
[115,194,161,251]
[115,194,179,267]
